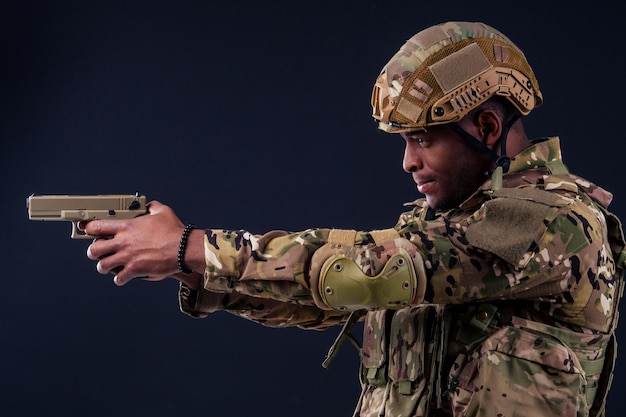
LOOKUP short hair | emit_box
[472,96,519,124]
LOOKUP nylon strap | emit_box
[370,229,401,244]
[327,229,400,246]
[327,229,357,246]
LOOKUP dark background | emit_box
[2,1,624,416]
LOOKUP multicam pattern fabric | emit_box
[371,21,543,133]
[178,137,624,416]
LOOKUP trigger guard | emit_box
[71,222,94,239]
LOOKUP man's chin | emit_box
[426,195,455,211]
[425,195,440,209]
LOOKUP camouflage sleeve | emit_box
[400,186,617,332]
[179,228,354,328]
[179,227,417,327]
[180,185,617,332]
[178,282,347,330]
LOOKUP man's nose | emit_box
[403,144,423,173]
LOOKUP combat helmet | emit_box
[371,21,542,134]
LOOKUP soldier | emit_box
[82,21,625,416]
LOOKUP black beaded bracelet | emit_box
[177,223,197,275]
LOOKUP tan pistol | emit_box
[27,193,147,238]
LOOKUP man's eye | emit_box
[403,132,429,147]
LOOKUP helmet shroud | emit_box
[372,22,542,133]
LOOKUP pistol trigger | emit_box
[70,221,92,239]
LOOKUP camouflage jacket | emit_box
[179,137,625,417]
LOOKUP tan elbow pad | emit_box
[310,235,427,312]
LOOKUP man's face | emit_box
[400,125,493,210]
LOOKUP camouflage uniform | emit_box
[179,136,625,416]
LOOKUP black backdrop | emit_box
[2,1,625,416]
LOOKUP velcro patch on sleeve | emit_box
[465,188,561,266]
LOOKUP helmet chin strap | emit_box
[448,111,521,181]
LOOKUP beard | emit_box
[427,157,491,211]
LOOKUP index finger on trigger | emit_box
[84,219,125,237]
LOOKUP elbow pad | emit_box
[310,230,427,312]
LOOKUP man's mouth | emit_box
[416,179,434,194]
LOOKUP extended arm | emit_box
[83,185,618,333]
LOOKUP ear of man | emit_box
[474,109,502,151]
